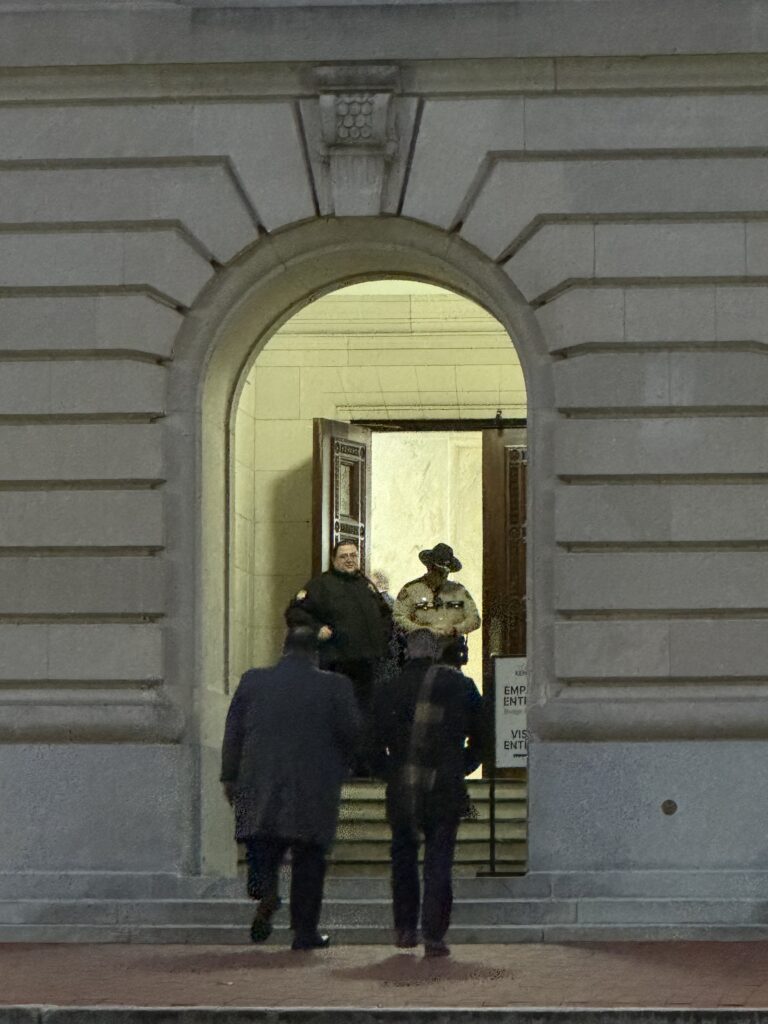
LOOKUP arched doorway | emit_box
[169,218,554,876]
[227,276,529,876]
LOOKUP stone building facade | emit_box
[3,0,768,923]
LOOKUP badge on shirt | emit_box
[295,589,307,601]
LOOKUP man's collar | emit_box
[331,567,358,579]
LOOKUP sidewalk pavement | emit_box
[1,943,768,1009]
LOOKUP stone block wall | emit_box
[0,0,767,879]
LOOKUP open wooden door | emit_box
[482,425,527,777]
[312,419,372,575]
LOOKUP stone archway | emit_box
[166,216,555,875]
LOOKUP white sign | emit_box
[494,656,528,768]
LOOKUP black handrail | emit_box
[488,774,496,874]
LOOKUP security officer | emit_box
[393,542,480,641]
[285,539,392,774]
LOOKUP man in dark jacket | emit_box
[286,540,393,772]
[221,626,361,950]
[371,628,484,958]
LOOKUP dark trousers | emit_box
[328,658,380,775]
[390,817,460,943]
[244,833,327,939]
[327,658,377,714]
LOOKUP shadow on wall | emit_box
[257,454,314,669]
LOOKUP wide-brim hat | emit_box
[419,542,461,572]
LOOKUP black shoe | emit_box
[424,940,450,958]
[291,931,330,950]
[249,893,282,944]
[395,928,418,949]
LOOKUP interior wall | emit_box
[369,430,483,691]
[230,371,258,691]
[230,280,524,683]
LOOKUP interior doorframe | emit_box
[358,417,529,780]
[354,418,526,432]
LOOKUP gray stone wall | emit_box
[1,1,767,879]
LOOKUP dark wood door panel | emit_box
[313,419,372,574]
[482,426,527,778]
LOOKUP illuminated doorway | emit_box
[228,278,528,872]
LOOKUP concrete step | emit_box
[328,840,526,861]
[547,869,768,900]
[340,781,525,799]
[3,891,768,945]
[0,897,576,928]
[302,779,527,876]
[0,922,543,943]
[4,919,768,944]
[4,870,767,908]
[328,875,544,897]
[325,861,525,876]
[4,895,768,927]
[334,820,526,841]
[9,869,768,902]
[337,803,526,822]
[0,872,536,901]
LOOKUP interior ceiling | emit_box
[334,279,451,296]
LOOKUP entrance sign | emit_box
[494,656,528,767]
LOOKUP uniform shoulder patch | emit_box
[295,589,307,601]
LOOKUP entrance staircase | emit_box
[5,869,768,943]
[327,779,526,876]
[4,781,768,942]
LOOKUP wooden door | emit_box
[482,426,528,775]
[312,419,372,575]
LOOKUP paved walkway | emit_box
[1,943,768,1009]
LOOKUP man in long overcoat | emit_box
[221,626,361,950]
[371,628,484,958]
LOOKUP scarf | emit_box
[401,664,445,824]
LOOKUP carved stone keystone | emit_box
[311,65,400,216]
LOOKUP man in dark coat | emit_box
[371,628,484,958]
[286,539,393,773]
[221,626,361,950]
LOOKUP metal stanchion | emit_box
[488,774,496,875]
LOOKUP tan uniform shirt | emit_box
[393,577,481,637]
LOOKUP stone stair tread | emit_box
[5,920,768,944]
[3,893,764,932]
[1,897,765,905]
[337,819,526,828]
[335,815,528,823]
[0,897,573,905]
[5,869,768,904]
[307,780,526,878]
